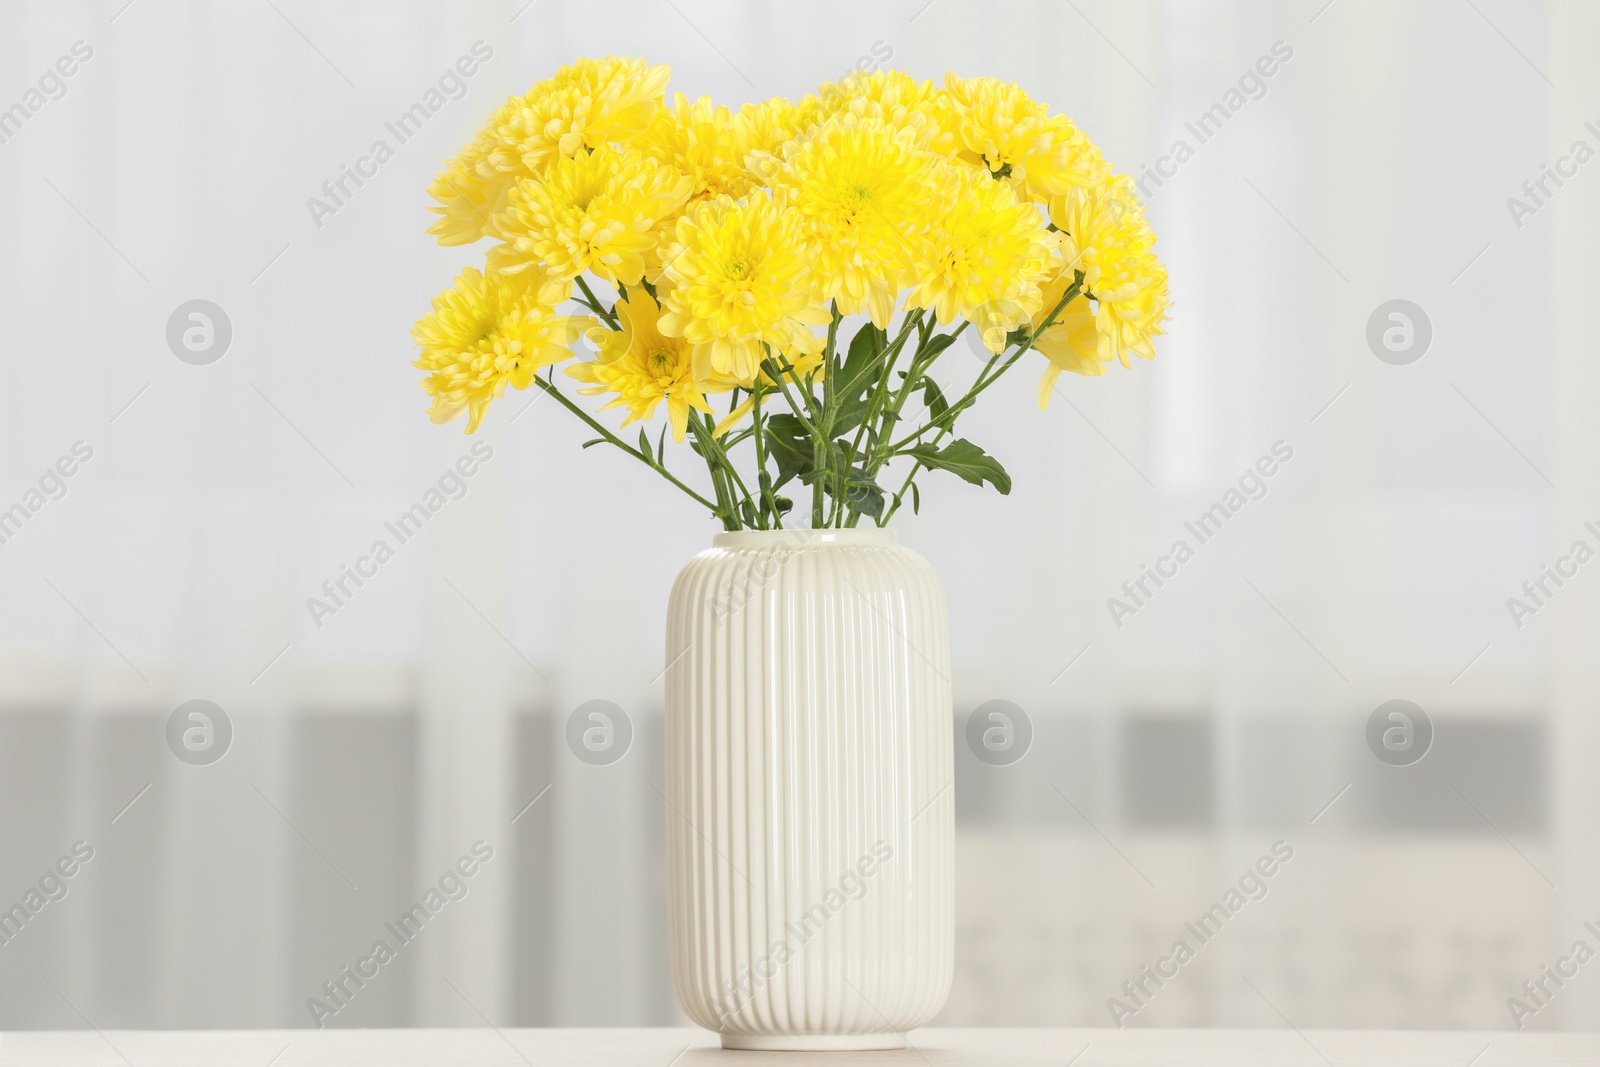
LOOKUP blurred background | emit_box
[3,0,1598,1034]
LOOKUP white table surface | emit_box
[1,1028,1595,1066]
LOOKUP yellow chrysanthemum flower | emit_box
[641,93,754,206]
[816,70,940,144]
[484,56,670,179]
[772,116,945,328]
[933,75,1110,204]
[1050,177,1169,366]
[904,162,1058,350]
[735,94,823,186]
[413,266,590,432]
[417,55,1167,464]
[566,290,717,441]
[656,192,830,380]
[486,144,692,304]
[424,113,517,246]
[1032,276,1103,407]
[428,58,670,247]
[736,94,822,157]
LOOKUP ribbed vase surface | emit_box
[664,529,954,1051]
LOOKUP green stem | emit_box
[531,372,724,519]
[697,432,740,530]
[864,315,951,469]
[775,354,827,428]
[843,317,947,528]
[834,310,925,527]
[750,385,782,529]
[770,353,829,528]
[878,280,1085,527]
[574,275,621,330]
[822,304,842,415]
[765,362,827,527]
[882,278,1082,457]
[687,413,745,531]
[696,410,759,523]
[818,307,845,526]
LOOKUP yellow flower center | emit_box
[473,313,500,349]
[726,258,750,279]
[557,169,608,213]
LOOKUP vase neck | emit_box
[711,529,896,550]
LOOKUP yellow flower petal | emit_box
[412,267,591,432]
[565,290,722,442]
[656,192,827,379]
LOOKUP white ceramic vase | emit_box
[664,529,954,1051]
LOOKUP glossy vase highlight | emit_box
[664,529,954,1051]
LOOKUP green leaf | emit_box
[764,413,815,489]
[656,423,668,459]
[910,481,921,514]
[907,438,1012,494]
[638,427,653,463]
[843,467,885,521]
[581,437,606,449]
[833,323,888,437]
[839,323,887,395]
[797,440,852,491]
[920,377,949,421]
[919,333,957,361]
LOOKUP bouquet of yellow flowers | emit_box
[413,57,1168,530]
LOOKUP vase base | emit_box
[722,1032,906,1051]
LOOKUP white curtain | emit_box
[0,0,1593,1032]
